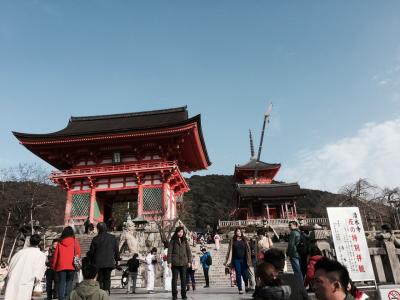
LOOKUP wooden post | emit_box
[138,184,144,216]
[373,255,387,282]
[266,203,270,220]
[89,188,95,222]
[64,190,73,225]
[384,241,400,283]
[293,201,297,217]
[285,202,289,219]
[162,182,168,219]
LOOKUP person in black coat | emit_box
[87,222,120,294]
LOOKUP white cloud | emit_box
[379,80,388,85]
[281,118,400,193]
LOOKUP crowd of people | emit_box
[220,221,370,300]
[1,220,371,300]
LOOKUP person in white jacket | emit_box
[145,247,157,294]
[4,234,46,300]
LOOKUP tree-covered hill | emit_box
[0,175,393,234]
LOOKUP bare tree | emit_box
[338,178,399,229]
[382,187,400,228]
[0,163,53,233]
[338,178,381,204]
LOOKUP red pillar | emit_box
[138,184,144,216]
[89,188,95,222]
[285,202,289,219]
[162,182,168,218]
[64,190,73,225]
[293,201,297,217]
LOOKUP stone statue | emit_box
[119,217,140,254]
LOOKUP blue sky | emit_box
[1,1,400,192]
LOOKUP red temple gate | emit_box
[13,106,210,225]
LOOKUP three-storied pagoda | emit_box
[231,115,305,221]
[13,106,210,225]
[232,157,304,220]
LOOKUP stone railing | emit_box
[218,218,329,228]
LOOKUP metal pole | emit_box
[8,233,19,264]
[0,210,11,261]
[253,103,272,184]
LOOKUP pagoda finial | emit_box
[249,129,255,159]
[253,102,273,184]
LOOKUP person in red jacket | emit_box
[304,246,324,289]
[52,226,81,300]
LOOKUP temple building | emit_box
[231,157,305,221]
[13,106,210,225]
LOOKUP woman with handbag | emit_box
[225,228,252,294]
[52,226,81,300]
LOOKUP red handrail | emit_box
[51,161,178,178]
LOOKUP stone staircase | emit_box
[76,234,95,257]
[193,243,230,287]
[76,234,293,289]
[191,242,293,288]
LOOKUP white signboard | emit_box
[327,207,375,282]
[378,285,400,300]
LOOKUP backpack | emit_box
[296,232,309,255]
[206,254,212,266]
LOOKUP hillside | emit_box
[0,175,392,235]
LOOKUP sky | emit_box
[1,1,400,193]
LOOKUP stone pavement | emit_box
[1,286,310,299]
[108,287,258,299]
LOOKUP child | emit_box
[200,247,211,288]
[67,264,109,300]
[126,253,139,294]
[186,253,198,291]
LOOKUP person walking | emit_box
[87,222,120,295]
[126,253,139,294]
[253,262,291,300]
[214,233,221,250]
[186,253,199,291]
[303,246,324,289]
[46,239,59,300]
[263,248,309,300]
[84,217,91,234]
[53,226,81,300]
[200,247,211,288]
[225,228,252,294]
[257,228,273,261]
[4,234,47,300]
[68,264,109,300]
[286,221,303,283]
[161,241,172,292]
[145,247,157,294]
[167,226,191,300]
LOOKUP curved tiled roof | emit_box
[236,183,304,198]
[13,106,189,138]
[235,159,281,171]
